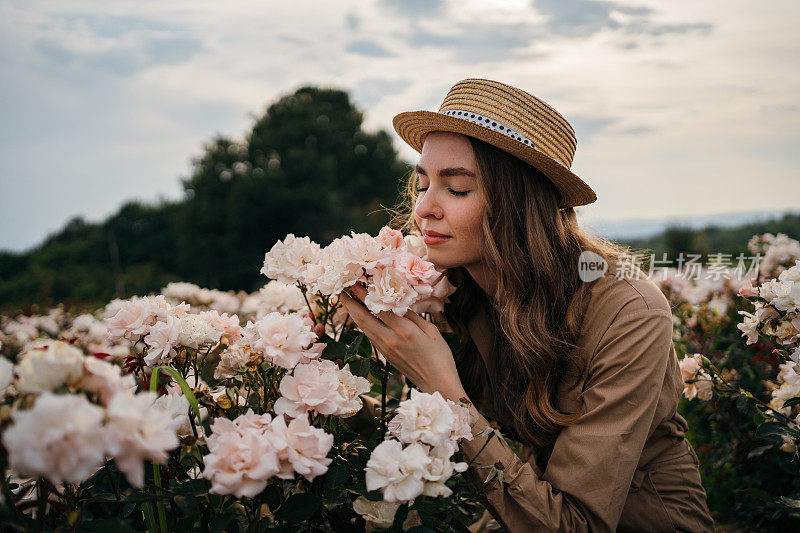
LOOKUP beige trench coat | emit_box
[459,263,715,532]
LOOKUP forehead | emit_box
[418,131,476,168]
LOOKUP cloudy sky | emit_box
[1,0,798,252]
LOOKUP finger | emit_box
[403,309,431,330]
[347,284,401,328]
[340,292,392,338]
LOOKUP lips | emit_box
[422,231,451,245]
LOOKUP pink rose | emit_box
[267,414,333,482]
[394,252,439,287]
[377,226,405,249]
[199,310,244,344]
[105,297,153,341]
[273,360,344,418]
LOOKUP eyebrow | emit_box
[415,165,476,178]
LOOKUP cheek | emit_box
[453,202,485,247]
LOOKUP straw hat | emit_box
[392,78,597,209]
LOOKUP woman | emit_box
[340,78,714,532]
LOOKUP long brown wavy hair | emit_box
[390,135,638,449]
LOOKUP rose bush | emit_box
[0,227,495,532]
[661,233,800,529]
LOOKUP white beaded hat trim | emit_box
[441,109,535,148]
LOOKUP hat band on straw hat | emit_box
[440,109,535,148]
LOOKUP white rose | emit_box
[104,390,182,487]
[178,314,223,349]
[365,439,431,503]
[387,389,456,450]
[2,392,106,484]
[15,341,85,393]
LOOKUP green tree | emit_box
[178,86,407,291]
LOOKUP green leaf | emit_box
[756,421,788,440]
[344,332,364,361]
[348,358,371,378]
[323,459,350,490]
[263,483,283,512]
[450,520,473,533]
[782,396,800,408]
[753,410,767,425]
[322,341,348,357]
[738,487,777,504]
[275,492,321,524]
[369,358,384,380]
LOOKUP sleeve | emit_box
[458,305,674,533]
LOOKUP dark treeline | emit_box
[621,212,800,267]
[0,86,408,311]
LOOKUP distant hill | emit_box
[607,211,800,266]
[581,210,799,241]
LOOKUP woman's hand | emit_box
[339,283,466,400]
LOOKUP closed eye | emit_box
[417,187,469,197]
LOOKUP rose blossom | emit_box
[261,234,322,285]
[377,226,405,249]
[336,362,372,417]
[199,310,243,344]
[105,297,153,340]
[363,267,418,316]
[77,356,135,402]
[274,359,371,418]
[403,234,428,259]
[410,274,456,314]
[352,496,402,529]
[678,354,714,401]
[365,440,432,503]
[2,392,106,484]
[177,314,224,349]
[252,312,318,369]
[737,301,780,345]
[104,390,182,487]
[202,416,281,497]
[144,315,181,366]
[273,360,345,418]
[421,443,468,497]
[387,389,457,449]
[267,414,334,482]
[14,340,85,393]
[154,392,193,438]
[214,344,257,379]
[147,294,190,322]
[394,252,439,289]
[0,356,13,397]
[341,232,395,273]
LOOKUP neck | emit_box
[465,260,497,299]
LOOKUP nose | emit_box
[414,189,443,220]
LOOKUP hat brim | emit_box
[393,110,597,209]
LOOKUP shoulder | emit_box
[588,260,672,314]
[579,261,675,356]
